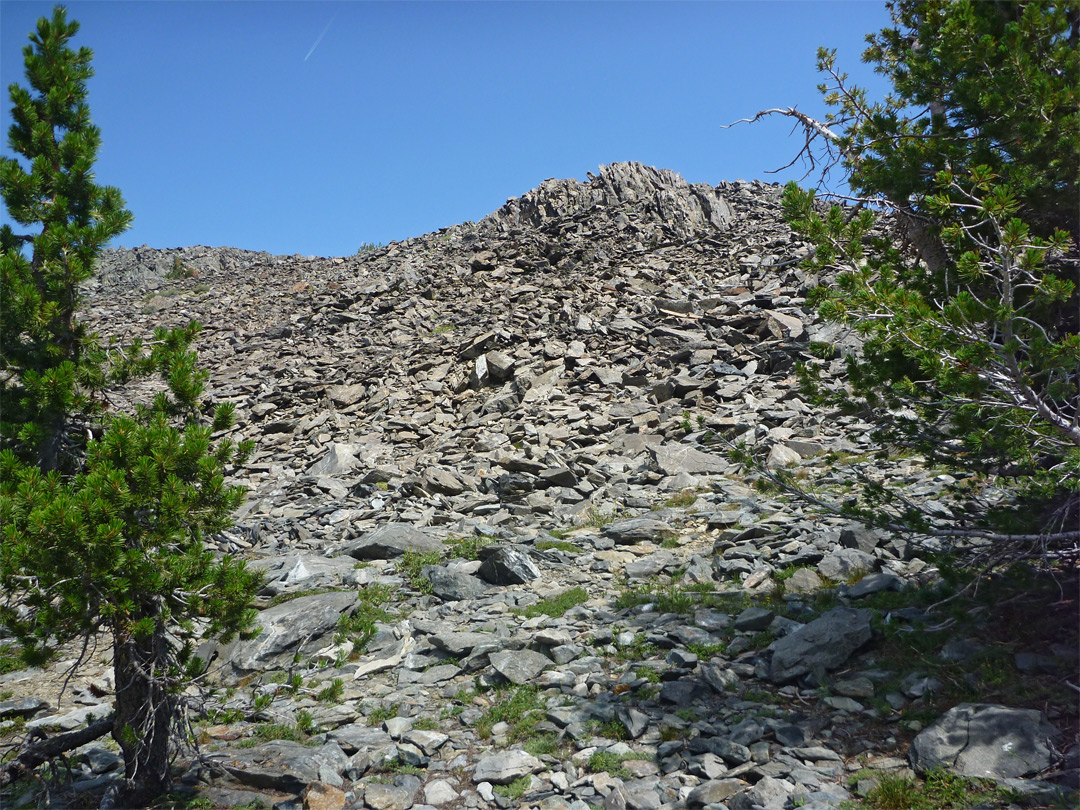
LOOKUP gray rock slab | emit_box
[649,444,729,476]
[602,517,674,545]
[325,724,393,753]
[769,607,872,683]
[423,565,491,601]
[213,741,348,792]
[844,572,902,598]
[251,554,360,594]
[734,606,775,632]
[728,775,793,810]
[430,631,506,657]
[909,703,1054,779]
[625,549,678,579]
[817,548,876,581]
[490,649,552,684]
[342,523,443,559]
[686,778,749,807]
[225,591,356,672]
[25,704,109,732]
[473,749,543,784]
[306,443,358,477]
[477,546,541,585]
[0,697,49,718]
[365,779,419,810]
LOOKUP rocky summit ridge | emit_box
[2,162,1076,810]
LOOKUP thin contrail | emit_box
[304,15,336,61]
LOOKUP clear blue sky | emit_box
[1,1,892,257]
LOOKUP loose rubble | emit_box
[2,163,1076,809]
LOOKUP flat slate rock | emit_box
[768,607,871,683]
[212,741,348,792]
[649,444,729,475]
[423,565,491,601]
[489,649,552,684]
[601,517,674,544]
[477,546,541,585]
[473,749,543,784]
[225,591,356,673]
[909,703,1055,779]
[342,523,443,559]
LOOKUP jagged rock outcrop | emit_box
[485,161,732,238]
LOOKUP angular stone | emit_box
[734,606,775,632]
[910,703,1054,779]
[686,778,748,807]
[0,697,49,718]
[817,547,876,581]
[485,350,516,381]
[845,571,902,598]
[769,607,872,683]
[303,781,347,810]
[430,631,506,657]
[423,565,490,601]
[477,546,541,585]
[226,591,356,672]
[342,523,443,559]
[602,517,674,544]
[766,443,802,469]
[307,443,358,477]
[214,741,349,792]
[424,779,459,805]
[490,649,552,684]
[649,444,729,476]
[473,749,543,784]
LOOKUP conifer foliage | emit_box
[0,7,260,805]
[738,1,1079,558]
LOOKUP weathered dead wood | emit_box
[1,713,114,788]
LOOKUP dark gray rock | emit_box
[212,741,348,792]
[306,443,358,477]
[649,444,729,476]
[342,524,443,559]
[0,697,49,718]
[477,546,541,585]
[602,517,674,545]
[473,749,543,784]
[422,565,490,601]
[686,778,749,807]
[223,591,356,672]
[844,572,902,598]
[817,548,876,581]
[489,649,552,684]
[734,606,775,632]
[909,703,1055,779]
[768,607,872,683]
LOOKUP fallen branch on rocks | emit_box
[0,713,115,789]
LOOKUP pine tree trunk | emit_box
[110,622,175,807]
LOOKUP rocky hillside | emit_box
[2,163,1076,810]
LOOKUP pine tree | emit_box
[733,0,1078,561]
[0,7,260,805]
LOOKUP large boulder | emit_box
[909,703,1055,779]
[224,591,356,673]
[211,741,349,792]
[341,524,443,560]
[602,517,674,545]
[768,607,872,683]
[477,546,541,585]
[422,565,491,601]
[473,749,543,785]
[489,649,552,685]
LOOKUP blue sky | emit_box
[1,1,893,257]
